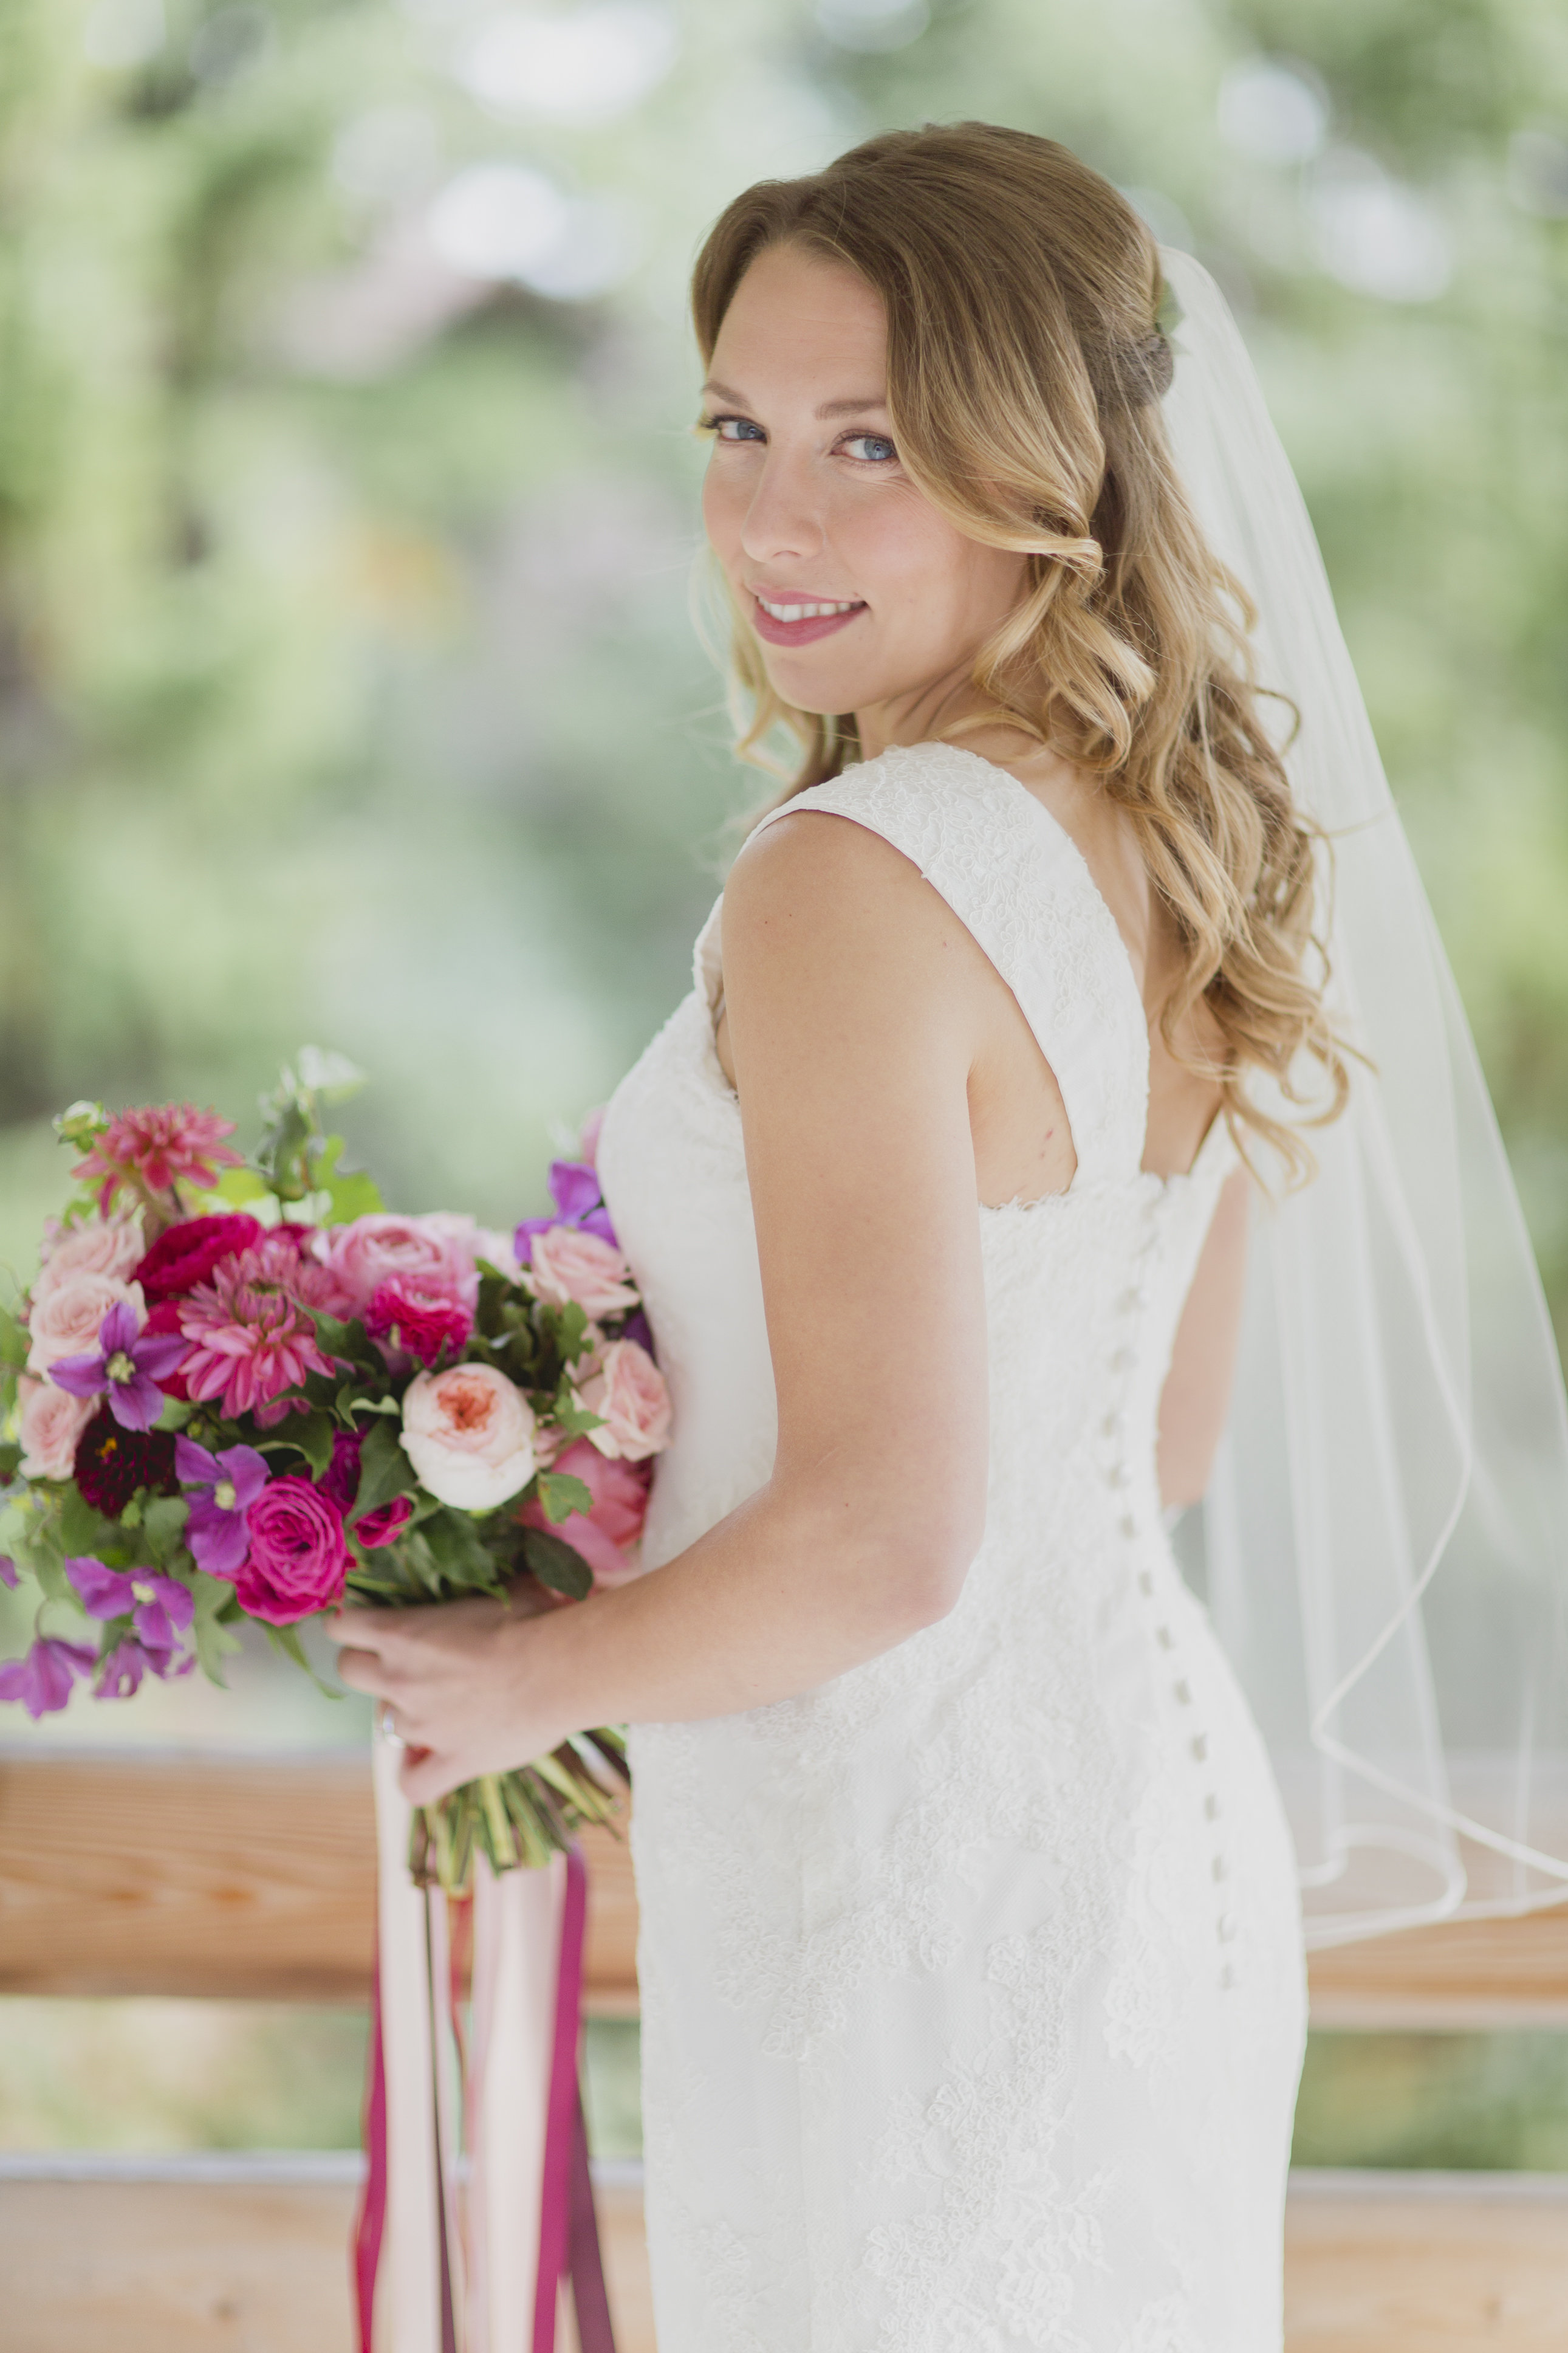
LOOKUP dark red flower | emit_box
[134,1214,265,1303]
[318,1431,362,1513]
[73,1410,179,1517]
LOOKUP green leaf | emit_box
[417,1506,499,1588]
[191,1572,243,1686]
[140,1496,190,1565]
[285,1408,338,1482]
[535,1471,593,1526]
[551,1381,605,1440]
[0,1441,21,1483]
[351,1417,417,1523]
[262,1618,341,1698]
[316,1135,383,1226]
[208,1166,273,1207]
[310,1310,377,1369]
[0,1302,29,1372]
[155,1395,194,1432]
[520,1525,593,1601]
[59,1488,120,1559]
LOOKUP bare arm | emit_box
[1156,1165,1251,1511]
[332,815,991,1801]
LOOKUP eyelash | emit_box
[696,414,899,465]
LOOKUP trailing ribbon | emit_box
[357,1734,617,2353]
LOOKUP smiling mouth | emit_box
[750,591,867,647]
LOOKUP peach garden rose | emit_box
[526,1225,639,1321]
[400,1362,538,1511]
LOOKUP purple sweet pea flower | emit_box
[174,1437,270,1578]
[0,1556,17,1591]
[515,1159,618,1265]
[0,1636,98,1718]
[50,1299,189,1433]
[65,1554,195,1661]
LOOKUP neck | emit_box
[853,662,997,763]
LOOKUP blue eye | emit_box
[843,433,897,464]
[702,414,765,443]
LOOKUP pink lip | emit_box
[750,593,867,648]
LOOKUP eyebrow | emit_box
[700,379,889,419]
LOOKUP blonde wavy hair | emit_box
[691,121,1348,1172]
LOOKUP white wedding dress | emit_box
[596,740,1307,2353]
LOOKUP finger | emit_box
[321,1608,425,1654]
[334,1645,397,1699]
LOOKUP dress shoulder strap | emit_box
[747,741,1149,1187]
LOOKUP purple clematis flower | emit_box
[174,1437,269,1578]
[95,1634,195,1699]
[66,1554,195,1661]
[0,1636,98,1718]
[50,1300,189,1433]
[515,1159,618,1265]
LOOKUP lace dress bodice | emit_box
[597,741,1306,2353]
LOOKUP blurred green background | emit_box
[2,0,1567,2169]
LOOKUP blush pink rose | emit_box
[312,1214,481,1317]
[27,1273,145,1378]
[519,1437,650,1587]
[527,1226,638,1321]
[16,1376,97,1480]
[33,1215,146,1302]
[575,1339,671,1463]
[231,1476,351,1625]
[401,1363,536,1510]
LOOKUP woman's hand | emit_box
[326,1587,570,1805]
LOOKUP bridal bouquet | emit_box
[0,1054,666,1892]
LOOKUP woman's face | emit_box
[700,244,1028,741]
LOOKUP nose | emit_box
[738,444,825,569]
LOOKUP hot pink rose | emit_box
[26,1273,145,1378]
[575,1339,671,1463]
[527,1226,638,1321]
[366,1277,474,1367]
[519,1437,650,1587]
[312,1214,481,1316]
[400,1363,536,1510]
[33,1215,146,1302]
[16,1377,96,1480]
[231,1476,351,1624]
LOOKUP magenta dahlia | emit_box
[177,1235,337,1423]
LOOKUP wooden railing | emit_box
[2,1747,1566,2350]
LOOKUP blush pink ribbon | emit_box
[355,1739,616,2353]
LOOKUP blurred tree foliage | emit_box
[0,0,1565,1325]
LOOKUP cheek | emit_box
[702,463,744,562]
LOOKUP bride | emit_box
[336,123,1568,2351]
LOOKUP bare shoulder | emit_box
[722,807,968,989]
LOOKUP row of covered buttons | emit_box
[1103,1190,1237,1993]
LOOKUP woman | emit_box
[336,125,1568,2349]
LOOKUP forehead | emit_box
[710,244,888,397]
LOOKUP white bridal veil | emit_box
[1159,249,1568,1946]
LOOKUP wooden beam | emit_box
[1,1750,1564,2024]
[0,1750,638,2011]
[3,2159,1565,2352]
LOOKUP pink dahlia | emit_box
[177,1235,337,1423]
[74,1104,244,1217]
